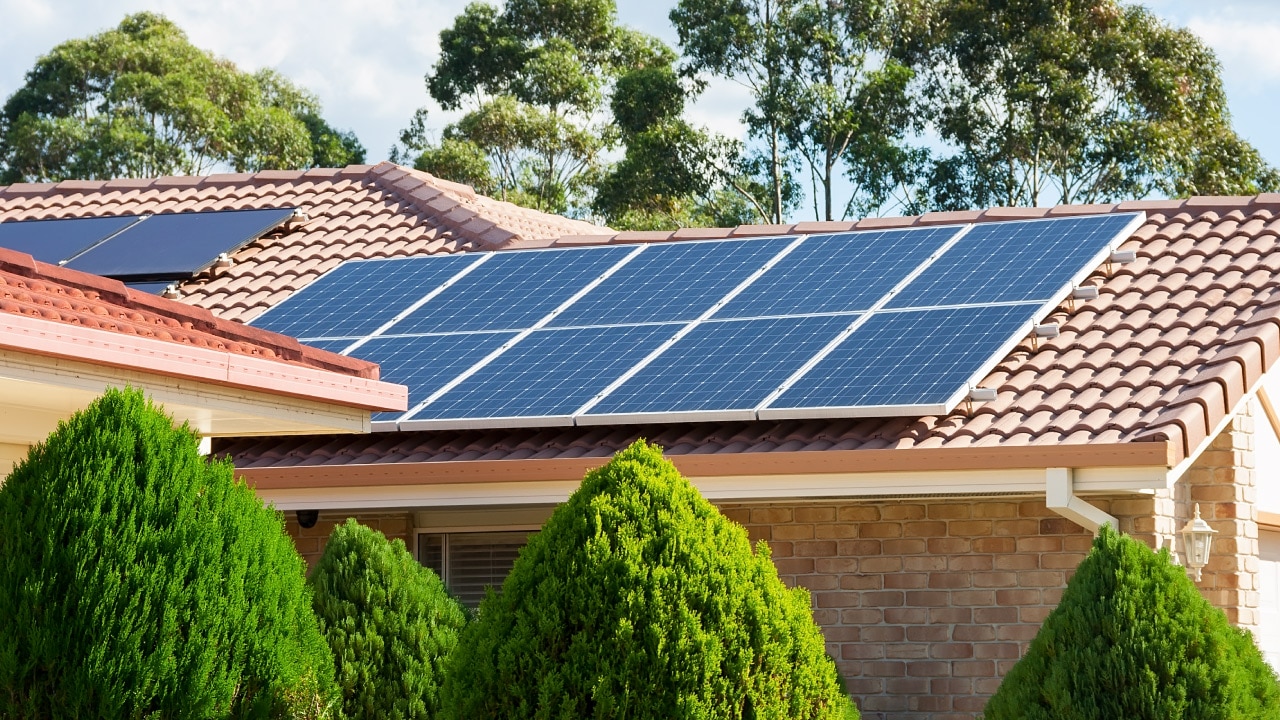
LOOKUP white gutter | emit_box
[1046,467,1117,533]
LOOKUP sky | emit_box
[0,0,1277,216]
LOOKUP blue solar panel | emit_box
[390,245,635,335]
[716,227,962,319]
[0,215,140,264]
[301,339,358,354]
[123,280,174,296]
[65,208,295,280]
[406,324,678,423]
[584,314,855,419]
[251,255,482,340]
[765,305,1037,412]
[547,237,794,327]
[355,332,518,421]
[885,214,1139,308]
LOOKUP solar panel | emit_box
[581,314,857,423]
[715,227,960,318]
[403,324,679,427]
[885,214,1138,308]
[252,254,484,340]
[547,237,796,327]
[760,305,1040,417]
[390,245,636,334]
[124,281,176,296]
[65,207,295,280]
[0,215,141,264]
[248,212,1143,429]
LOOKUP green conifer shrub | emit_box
[0,387,337,718]
[984,524,1280,720]
[309,518,467,720]
[440,440,857,719]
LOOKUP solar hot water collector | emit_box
[252,212,1145,428]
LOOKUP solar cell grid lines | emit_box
[247,211,1145,429]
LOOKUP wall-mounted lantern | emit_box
[1179,503,1217,582]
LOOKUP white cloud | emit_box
[1186,17,1280,90]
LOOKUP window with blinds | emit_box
[417,530,534,608]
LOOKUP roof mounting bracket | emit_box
[1045,467,1116,534]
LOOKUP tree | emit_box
[907,0,1279,209]
[0,387,337,718]
[309,519,467,720]
[441,440,857,719]
[984,525,1280,720]
[0,13,364,183]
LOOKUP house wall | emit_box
[273,410,1259,720]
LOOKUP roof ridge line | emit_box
[365,161,523,250]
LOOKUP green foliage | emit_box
[441,440,856,720]
[0,12,364,183]
[908,0,1279,209]
[0,387,337,718]
[309,519,467,720]
[984,525,1280,720]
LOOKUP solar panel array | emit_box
[0,208,296,288]
[251,213,1145,428]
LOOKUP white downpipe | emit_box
[1045,467,1116,534]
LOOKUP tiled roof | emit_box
[217,195,1280,471]
[0,245,379,379]
[0,162,604,324]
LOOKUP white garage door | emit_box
[1260,530,1280,669]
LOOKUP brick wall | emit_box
[283,511,415,567]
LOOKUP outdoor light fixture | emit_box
[1180,503,1217,581]
[295,509,320,529]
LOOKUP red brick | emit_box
[952,624,995,641]
[904,555,949,572]
[994,554,1039,570]
[794,540,838,557]
[974,676,1003,694]
[751,507,792,523]
[886,643,930,659]
[975,607,1018,623]
[1040,517,1085,534]
[838,539,882,555]
[950,590,996,606]
[862,625,906,642]
[815,523,858,539]
[953,660,996,677]
[905,590,951,607]
[1062,534,1095,552]
[864,661,907,677]
[973,572,1018,588]
[815,557,856,574]
[973,502,1019,518]
[1020,570,1066,587]
[931,643,974,659]
[840,574,883,590]
[931,677,972,694]
[815,591,858,608]
[885,572,930,589]
[904,520,948,537]
[841,608,883,624]
[997,624,1042,641]
[950,520,994,536]
[929,573,972,589]
[794,506,836,522]
[767,541,792,557]
[773,558,815,575]
[884,607,928,624]
[906,625,951,642]
[887,677,932,694]
[929,608,972,623]
[948,555,993,571]
[993,518,1041,536]
[929,504,972,519]
[907,661,953,677]
[1017,536,1062,553]
[995,589,1042,605]
[883,538,928,555]
[880,504,927,520]
[838,506,880,521]
[929,537,972,554]
[772,524,815,540]
[972,537,1016,553]
[842,643,884,659]
[954,695,988,712]
[861,694,908,711]
[861,556,903,573]
[845,678,883,695]
[911,695,951,712]
[745,525,771,542]
[1020,606,1053,623]
[863,575,915,598]
[795,574,838,591]
[860,523,903,538]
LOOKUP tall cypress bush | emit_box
[309,519,467,720]
[441,440,857,719]
[0,387,337,718]
[984,524,1280,720]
